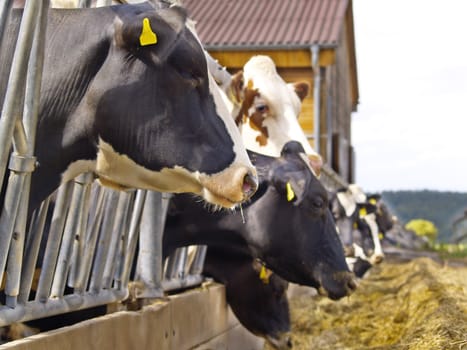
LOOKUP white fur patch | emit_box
[242,55,320,159]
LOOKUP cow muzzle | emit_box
[199,164,258,208]
[317,270,357,300]
[266,332,293,350]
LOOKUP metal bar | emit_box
[18,197,50,303]
[112,191,136,290]
[2,0,48,300]
[311,44,321,154]
[74,185,106,293]
[0,289,127,327]
[50,174,92,298]
[35,182,73,302]
[102,191,131,289]
[165,247,186,280]
[120,189,146,288]
[135,191,169,298]
[0,0,13,55]
[68,174,92,288]
[89,189,120,293]
[0,171,26,284]
[161,275,204,293]
[15,0,50,305]
[78,0,92,8]
[4,177,28,308]
[188,245,207,275]
[0,0,40,189]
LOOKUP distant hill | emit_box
[378,190,467,242]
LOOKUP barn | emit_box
[184,0,359,183]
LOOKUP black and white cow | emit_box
[330,187,394,277]
[202,241,292,350]
[1,3,257,214]
[164,141,357,301]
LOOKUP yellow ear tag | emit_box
[369,198,377,205]
[286,182,295,202]
[259,265,272,284]
[378,233,384,240]
[359,207,367,217]
[139,18,158,46]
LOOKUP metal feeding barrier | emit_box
[0,0,207,329]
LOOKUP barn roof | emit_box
[182,0,350,50]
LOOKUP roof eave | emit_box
[205,43,338,51]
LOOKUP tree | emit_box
[405,219,438,242]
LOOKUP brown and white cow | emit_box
[220,55,323,176]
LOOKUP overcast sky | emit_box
[351,0,467,193]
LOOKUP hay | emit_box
[265,257,467,350]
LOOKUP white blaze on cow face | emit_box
[361,213,385,264]
[235,55,323,176]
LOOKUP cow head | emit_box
[227,55,323,176]
[31,4,257,210]
[201,241,291,350]
[246,141,356,300]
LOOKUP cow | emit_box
[330,187,393,277]
[220,55,323,176]
[202,241,292,350]
[0,3,257,215]
[164,141,357,301]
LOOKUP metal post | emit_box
[0,0,41,189]
[120,189,146,288]
[18,197,50,303]
[0,0,13,50]
[189,245,207,275]
[311,44,321,154]
[74,185,106,293]
[50,173,92,298]
[35,182,73,302]
[89,189,120,293]
[135,191,170,298]
[102,191,132,289]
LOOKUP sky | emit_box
[351,0,467,193]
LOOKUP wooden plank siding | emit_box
[209,48,336,70]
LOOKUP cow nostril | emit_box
[347,276,358,293]
[242,171,258,198]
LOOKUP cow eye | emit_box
[312,197,324,210]
[178,69,202,87]
[255,104,268,113]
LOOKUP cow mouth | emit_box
[316,270,357,300]
[265,332,293,350]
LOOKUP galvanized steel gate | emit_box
[0,0,207,329]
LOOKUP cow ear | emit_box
[228,71,244,105]
[293,81,310,101]
[117,6,187,64]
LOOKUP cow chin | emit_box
[95,140,257,208]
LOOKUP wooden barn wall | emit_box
[327,23,354,182]
[277,68,315,147]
